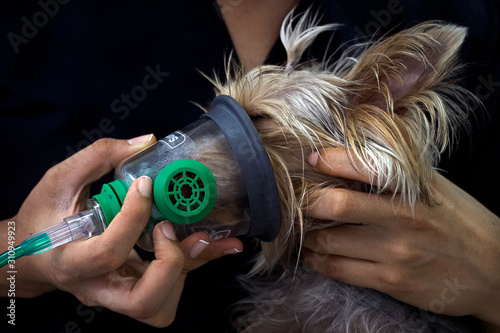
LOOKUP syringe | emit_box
[0,198,107,268]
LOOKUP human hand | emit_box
[302,147,500,330]
[0,136,243,327]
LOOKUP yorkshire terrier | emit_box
[206,9,476,333]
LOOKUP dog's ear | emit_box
[344,23,467,111]
[336,23,471,205]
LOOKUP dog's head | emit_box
[208,10,474,273]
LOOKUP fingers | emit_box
[302,248,381,290]
[98,223,244,327]
[303,224,386,262]
[302,226,437,298]
[50,134,156,188]
[53,176,154,278]
[307,147,374,184]
[306,147,417,226]
[306,187,410,226]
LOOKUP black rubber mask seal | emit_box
[201,95,281,242]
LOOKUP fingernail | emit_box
[160,221,177,241]
[190,239,209,259]
[307,151,319,167]
[128,134,153,146]
[223,248,242,255]
[138,176,152,198]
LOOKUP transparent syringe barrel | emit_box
[115,117,251,251]
[29,200,107,255]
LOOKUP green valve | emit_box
[154,159,217,225]
[92,160,216,226]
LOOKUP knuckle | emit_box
[164,251,184,272]
[51,270,74,287]
[379,269,409,293]
[386,239,421,265]
[323,258,342,279]
[128,299,157,320]
[44,164,59,179]
[92,240,126,270]
[44,163,70,185]
[91,138,115,157]
[328,189,355,221]
[40,166,68,197]
[413,211,434,231]
[313,233,327,251]
[389,241,411,263]
[303,250,329,271]
[311,231,335,253]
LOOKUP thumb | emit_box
[152,221,184,264]
[52,176,154,277]
[53,134,156,187]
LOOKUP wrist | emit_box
[0,218,56,298]
[1,253,56,298]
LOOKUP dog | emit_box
[206,9,477,333]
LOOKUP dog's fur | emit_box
[206,9,477,332]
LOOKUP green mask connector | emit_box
[93,179,128,225]
[153,159,217,225]
[93,159,217,226]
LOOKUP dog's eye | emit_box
[249,115,264,121]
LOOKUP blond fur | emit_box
[204,8,476,332]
